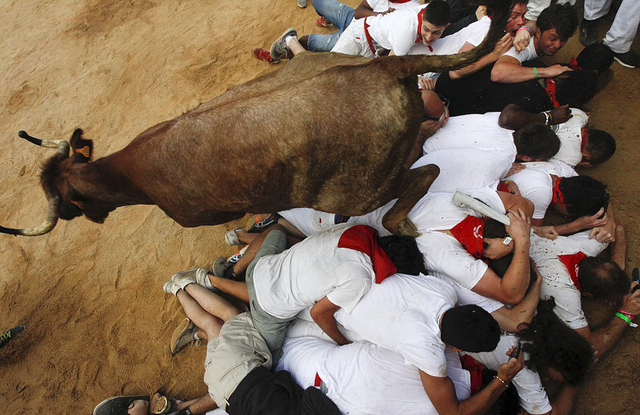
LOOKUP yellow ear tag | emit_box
[75,146,91,159]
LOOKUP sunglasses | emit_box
[423,93,450,122]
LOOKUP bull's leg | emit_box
[381,164,439,237]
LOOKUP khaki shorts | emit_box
[203,312,272,411]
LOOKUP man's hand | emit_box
[418,110,448,139]
[549,104,572,125]
[543,64,573,78]
[418,76,436,90]
[533,225,558,240]
[380,7,395,15]
[513,27,530,53]
[497,345,525,383]
[475,5,487,20]
[491,33,514,59]
[586,208,616,242]
[506,162,525,177]
[621,282,640,316]
[506,209,531,243]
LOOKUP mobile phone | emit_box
[509,342,522,359]
[632,268,639,292]
[598,194,610,219]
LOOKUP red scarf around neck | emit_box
[338,225,397,284]
[558,252,587,291]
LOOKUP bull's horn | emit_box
[0,196,60,236]
[18,130,69,155]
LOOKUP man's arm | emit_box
[576,284,640,360]
[310,296,351,345]
[498,103,572,130]
[354,0,393,19]
[491,265,542,332]
[491,55,572,83]
[522,384,580,415]
[419,353,524,415]
[473,210,531,305]
[450,34,513,80]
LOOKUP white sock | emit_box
[284,35,297,48]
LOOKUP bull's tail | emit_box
[374,0,511,78]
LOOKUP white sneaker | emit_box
[162,281,180,296]
[171,268,208,290]
[297,0,308,8]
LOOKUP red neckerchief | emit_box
[551,176,565,206]
[390,0,413,3]
[545,78,561,108]
[569,57,583,70]
[558,252,587,292]
[497,181,510,193]
[581,127,588,152]
[459,354,484,395]
[416,9,434,51]
[338,225,397,284]
[450,216,485,259]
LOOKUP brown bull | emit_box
[1,1,510,237]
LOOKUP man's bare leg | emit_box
[232,224,288,275]
[176,287,237,340]
[177,394,217,415]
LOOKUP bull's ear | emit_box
[69,128,93,163]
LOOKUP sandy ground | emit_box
[0,1,638,413]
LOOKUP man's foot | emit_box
[171,268,208,290]
[316,16,333,28]
[225,229,245,246]
[93,395,149,415]
[162,281,180,296]
[212,257,240,281]
[297,0,308,8]
[170,318,200,355]
[253,48,275,64]
[579,19,598,46]
[270,28,297,62]
[0,325,25,348]
[612,50,640,68]
[247,213,281,233]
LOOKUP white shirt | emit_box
[253,224,375,319]
[368,0,421,12]
[529,231,608,329]
[368,6,427,55]
[504,38,539,63]
[552,108,589,167]
[410,15,492,56]
[524,159,579,178]
[278,337,471,415]
[505,168,553,220]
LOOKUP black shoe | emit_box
[579,19,598,46]
[0,325,25,349]
[613,50,640,68]
[212,257,240,281]
[93,395,149,415]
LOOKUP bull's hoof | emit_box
[397,218,420,238]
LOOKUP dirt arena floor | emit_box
[0,1,638,413]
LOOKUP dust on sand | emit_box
[0,1,638,413]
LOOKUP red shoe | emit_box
[316,16,333,28]
[253,48,276,64]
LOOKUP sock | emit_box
[284,35,297,48]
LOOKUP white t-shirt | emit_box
[524,159,578,178]
[467,334,553,414]
[278,337,471,415]
[552,109,589,167]
[504,38,539,63]
[529,231,608,329]
[505,168,553,220]
[368,0,422,12]
[410,15,492,56]
[252,224,375,319]
[368,6,427,55]
[297,273,457,377]
[423,112,516,155]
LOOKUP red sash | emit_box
[338,225,397,284]
[558,252,587,292]
[551,176,564,206]
[363,18,377,54]
[450,216,485,259]
[545,78,561,108]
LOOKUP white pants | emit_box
[584,0,640,53]
[524,0,576,22]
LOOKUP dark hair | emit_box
[558,176,607,217]
[481,367,522,414]
[518,299,593,385]
[483,218,508,239]
[487,0,528,18]
[576,44,614,74]
[578,257,630,298]
[441,305,501,352]
[513,122,561,160]
[554,70,598,108]
[537,3,579,41]
[585,129,616,165]
[378,235,427,275]
[423,0,451,27]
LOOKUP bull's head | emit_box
[1,129,98,236]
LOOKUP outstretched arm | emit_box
[450,34,513,80]
[491,55,572,83]
[498,104,572,130]
[491,265,542,332]
[310,297,351,345]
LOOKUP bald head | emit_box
[421,90,445,119]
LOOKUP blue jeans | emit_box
[307,0,355,52]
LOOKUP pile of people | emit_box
[94,1,640,414]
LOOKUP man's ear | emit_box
[517,154,533,162]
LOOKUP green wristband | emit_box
[534,67,539,79]
[615,312,638,327]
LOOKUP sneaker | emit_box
[316,16,333,28]
[225,228,245,246]
[253,48,275,64]
[0,325,25,348]
[247,213,281,233]
[270,28,297,62]
[612,50,640,68]
[162,281,180,296]
[297,0,308,8]
[228,245,249,264]
[170,318,200,355]
[93,395,149,415]
[171,268,208,290]
[579,19,598,47]
[212,257,240,281]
